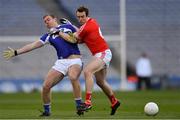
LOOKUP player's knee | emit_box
[84,69,92,77]
[69,75,78,82]
[42,84,51,91]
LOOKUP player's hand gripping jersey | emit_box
[40,24,80,59]
[77,18,109,55]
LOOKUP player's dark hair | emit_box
[43,14,56,19]
[76,6,89,16]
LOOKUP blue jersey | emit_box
[40,24,80,59]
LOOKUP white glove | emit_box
[3,47,17,60]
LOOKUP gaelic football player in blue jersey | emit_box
[3,15,86,116]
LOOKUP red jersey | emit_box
[77,18,109,55]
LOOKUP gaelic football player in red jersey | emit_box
[58,6,120,115]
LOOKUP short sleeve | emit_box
[39,33,50,44]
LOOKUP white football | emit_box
[144,102,159,116]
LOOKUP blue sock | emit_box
[43,103,50,113]
[75,98,83,107]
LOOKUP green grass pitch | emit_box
[0,90,180,119]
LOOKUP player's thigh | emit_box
[43,68,64,88]
[84,57,105,74]
[68,64,82,81]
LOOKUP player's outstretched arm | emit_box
[3,40,43,60]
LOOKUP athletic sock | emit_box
[85,92,92,105]
[109,95,118,106]
[75,98,83,107]
[43,103,51,113]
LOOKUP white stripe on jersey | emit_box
[39,34,50,44]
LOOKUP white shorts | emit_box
[94,49,112,67]
[52,58,83,75]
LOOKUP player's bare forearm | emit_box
[17,41,43,55]
[3,40,43,60]
[59,32,77,43]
